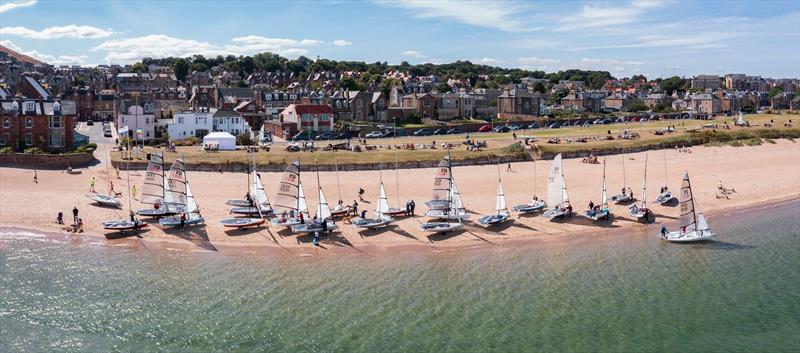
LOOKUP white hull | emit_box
[225,200,252,207]
[583,210,610,221]
[512,200,546,213]
[478,212,511,226]
[543,208,571,220]
[159,216,205,227]
[270,217,302,228]
[229,206,273,216]
[291,221,338,234]
[629,206,651,219]
[425,209,469,220]
[420,222,464,233]
[353,217,394,229]
[425,200,450,209]
[611,193,633,203]
[655,191,675,204]
[86,194,122,208]
[220,218,265,228]
[660,229,715,242]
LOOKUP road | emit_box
[75,121,115,168]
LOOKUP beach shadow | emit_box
[223,226,267,236]
[275,227,295,237]
[571,215,621,229]
[479,220,516,233]
[260,229,293,254]
[613,198,638,206]
[516,211,544,218]
[426,228,466,242]
[651,213,678,220]
[162,226,219,252]
[660,198,679,207]
[104,228,150,239]
[327,234,370,256]
[391,227,424,242]
[509,222,538,232]
[465,229,499,245]
[357,224,398,237]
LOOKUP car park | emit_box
[365,131,383,138]
[525,123,538,129]
[446,127,462,134]
[548,123,560,129]
[314,132,335,140]
[493,126,510,133]
[380,130,395,138]
[413,128,432,136]
[290,131,316,141]
[508,124,523,131]
[477,124,492,132]
[432,128,447,135]
[334,131,352,140]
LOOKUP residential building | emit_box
[118,104,155,140]
[19,76,51,100]
[643,93,673,108]
[725,74,746,90]
[689,93,721,114]
[276,104,334,137]
[603,92,632,111]
[400,93,437,119]
[346,91,372,121]
[212,110,250,136]
[168,110,213,141]
[256,90,302,116]
[790,96,800,111]
[93,89,115,121]
[0,99,76,151]
[114,72,151,92]
[498,89,540,119]
[691,75,721,90]
[215,87,253,110]
[770,92,795,110]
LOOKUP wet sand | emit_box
[1,140,798,257]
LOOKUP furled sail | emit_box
[317,186,332,221]
[375,182,391,217]
[495,182,506,213]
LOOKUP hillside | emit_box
[0,44,45,66]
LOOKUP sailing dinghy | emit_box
[86,194,122,208]
[225,162,256,207]
[478,178,511,226]
[654,151,676,205]
[542,154,573,220]
[658,172,715,242]
[230,159,274,216]
[159,158,205,227]
[353,177,394,229]
[610,154,634,203]
[102,142,147,233]
[584,159,611,221]
[270,162,310,228]
[512,155,546,213]
[629,154,653,221]
[421,153,466,233]
[291,163,338,234]
[137,152,180,217]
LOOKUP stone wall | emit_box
[0,151,96,169]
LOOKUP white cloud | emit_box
[0,0,36,13]
[557,0,666,31]
[0,40,87,65]
[580,58,643,66]
[517,56,645,75]
[333,39,352,46]
[375,0,538,32]
[93,34,323,64]
[518,57,561,65]
[401,50,426,59]
[0,25,114,39]
[471,57,502,65]
[578,32,737,50]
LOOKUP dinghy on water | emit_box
[610,154,634,203]
[137,152,180,217]
[584,159,611,221]
[291,165,338,234]
[512,155,546,214]
[270,162,310,228]
[542,154,573,220]
[422,153,466,233]
[478,178,511,226]
[629,154,653,221]
[159,158,205,227]
[658,172,716,242]
[354,167,395,229]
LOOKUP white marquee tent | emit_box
[202,132,236,151]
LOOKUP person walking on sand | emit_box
[131,184,137,200]
[352,200,359,216]
[179,212,186,231]
[72,206,79,225]
[507,163,512,172]
[358,188,365,201]
[33,170,38,184]
[89,177,96,192]
[410,200,416,216]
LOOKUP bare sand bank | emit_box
[2,140,798,257]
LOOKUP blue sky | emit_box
[1,0,798,78]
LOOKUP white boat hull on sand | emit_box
[102,220,148,231]
[583,210,610,221]
[543,208,571,220]
[611,193,634,203]
[660,230,715,242]
[420,222,464,233]
[353,217,394,229]
[478,212,511,226]
[159,216,205,227]
[425,209,469,220]
[291,221,338,234]
[221,218,265,229]
[512,201,546,213]
[655,191,675,204]
[86,194,122,208]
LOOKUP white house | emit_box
[212,109,250,136]
[118,105,155,140]
[168,111,214,141]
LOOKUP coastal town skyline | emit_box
[1,0,798,78]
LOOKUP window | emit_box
[0,134,5,146]
[178,117,184,124]
[49,116,62,128]
[24,101,34,112]
[25,133,33,146]
[145,118,150,124]
[49,133,63,147]
[2,116,8,128]
[26,117,32,128]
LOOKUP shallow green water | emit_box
[1,202,799,353]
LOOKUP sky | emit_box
[0,0,798,79]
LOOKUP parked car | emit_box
[508,124,524,131]
[446,127,462,134]
[413,128,432,136]
[477,124,492,132]
[334,131,352,140]
[380,130,395,138]
[592,119,603,125]
[561,121,571,127]
[365,131,383,138]
[103,130,112,138]
[548,123,560,129]
[525,123,539,129]
[314,132,335,140]
[290,131,316,141]
[493,126,510,133]
[600,118,612,125]
[86,120,94,126]
[432,128,447,135]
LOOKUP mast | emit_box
[533,154,537,198]
[395,151,401,209]
[642,154,648,209]
[622,153,627,189]
[601,158,608,208]
[316,159,322,220]
[663,149,668,187]
[334,153,342,202]
[378,158,383,217]
[126,139,132,213]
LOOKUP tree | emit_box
[380,78,400,96]
[73,75,87,86]
[659,76,687,94]
[236,133,253,146]
[434,82,451,93]
[131,62,147,73]
[532,81,546,94]
[768,86,784,99]
[338,77,364,91]
[173,58,189,81]
[629,100,650,112]
[552,88,570,104]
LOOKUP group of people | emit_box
[57,206,83,233]
[586,201,608,218]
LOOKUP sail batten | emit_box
[678,172,697,232]
[273,162,300,214]
[141,153,165,205]
[547,154,564,206]
[430,155,452,208]
[495,182,506,213]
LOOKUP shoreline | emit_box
[2,140,799,258]
[3,195,798,259]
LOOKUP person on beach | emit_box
[33,170,38,184]
[360,210,367,219]
[56,212,64,224]
[322,217,328,235]
[358,188,365,201]
[110,181,116,195]
[313,231,320,246]
[72,206,79,225]
[179,212,186,231]
[352,201,359,216]
[116,168,120,179]
[405,201,410,216]
[77,218,84,233]
[660,225,668,238]
[410,200,416,215]
[298,212,305,224]
[132,185,137,200]
[89,177,96,192]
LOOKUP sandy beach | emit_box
[1,140,799,257]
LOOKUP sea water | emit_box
[1,201,798,352]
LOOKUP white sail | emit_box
[317,187,332,220]
[186,182,200,216]
[251,174,271,208]
[561,172,570,203]
[430,155,452,208]
[495,182,507,213]
[547,154,564,206]
[642,155,648,209]
[298,183,308,214]
[601,161,608,208]
[140,153,165,205]
[165,159,187,206]
[697,213,709,231]
[163,175,175,204]
[450,180,467,215]
[678,172,697,232]
[273,162,300,214]
[375,182,391,216]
